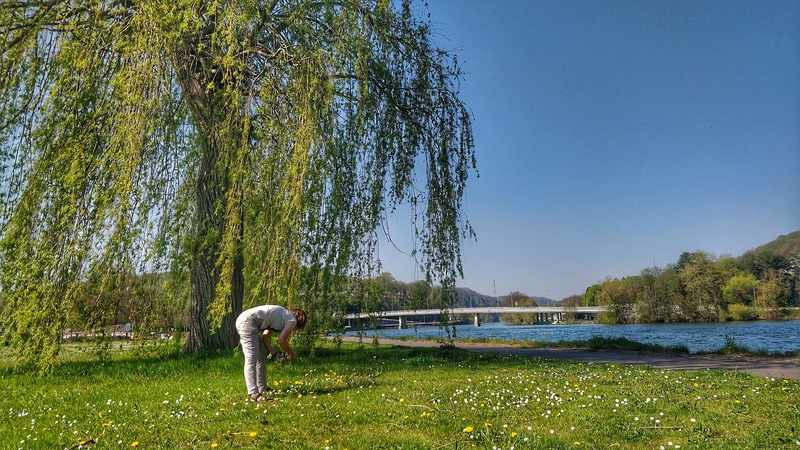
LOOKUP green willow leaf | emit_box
[0,0,475,371]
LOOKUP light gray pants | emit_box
[235,313,268,395]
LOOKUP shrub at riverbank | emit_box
[2,342,799,449]
[454,336,691,355]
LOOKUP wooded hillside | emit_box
[746,231,800,259]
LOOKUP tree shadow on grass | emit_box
[0,341,240,379]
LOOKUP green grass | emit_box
[2,341,799,449]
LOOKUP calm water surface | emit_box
[345,320,800,354]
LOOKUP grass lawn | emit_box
[2,340,799,449]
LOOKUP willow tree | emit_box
[0,0,475,369]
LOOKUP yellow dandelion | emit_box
[463,426,474,433]
[131,442,139,448]
[250,431,258,438]
[511,432,517,437]
[399,398,404,402]
[297,394,303,399]
[574,442,581,446]
[484,422,492,428]
[211,444,218,448]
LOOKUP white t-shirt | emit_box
[241,305,296,332]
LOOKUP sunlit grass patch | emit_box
[2,341,798,449]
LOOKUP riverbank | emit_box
[337,336,800,379]
[344,320,800,354]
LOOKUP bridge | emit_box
[343,306,606,328]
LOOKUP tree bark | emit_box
[173,44,244,353]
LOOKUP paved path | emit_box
[339,337,800,380]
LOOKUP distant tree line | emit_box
[499,291,539,324]
[55,271,432,333]
[51,271,188,340]
[345,272,435,313]
[582,250,799,323]
[38,245,798,339]
[34,270,474,341]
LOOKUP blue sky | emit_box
[378,0,800,301]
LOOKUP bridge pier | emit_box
[398,316,406,329]
[474,314,480,327]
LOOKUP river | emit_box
[344,320,800,354]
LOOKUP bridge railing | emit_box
[343,306,605,319]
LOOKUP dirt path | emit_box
[338,336,800,379]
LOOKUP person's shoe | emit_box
[249,393,273,402]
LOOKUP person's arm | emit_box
[276,321,297,362]
[261,330,284,362]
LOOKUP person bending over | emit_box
[235,305,307,402]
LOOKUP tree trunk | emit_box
[174,44,244,353]
[182,136,244,353]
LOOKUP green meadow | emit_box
[2,341,799,449]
